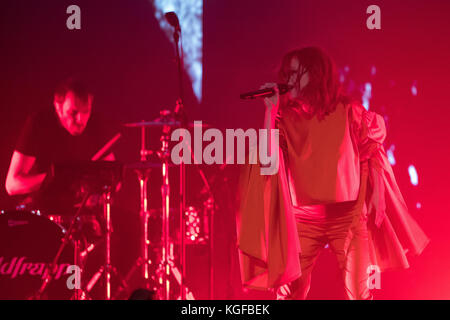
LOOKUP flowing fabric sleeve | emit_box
[354,108,388,226]
[351,104,430,270]
[236,137,301,290]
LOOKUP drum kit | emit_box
[0,111,217,300]
[0,13,221,300]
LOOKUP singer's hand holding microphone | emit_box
[260,82,280,112]
[239,83,292,113]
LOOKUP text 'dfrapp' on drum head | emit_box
[0,210,74,300]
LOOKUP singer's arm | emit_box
[261,83,280,160]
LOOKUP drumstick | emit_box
[91,132,122,161]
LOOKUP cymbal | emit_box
[125,161,175,170]
[123,120,181,128]
[123,120,211,128]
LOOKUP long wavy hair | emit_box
[278,47,349,120]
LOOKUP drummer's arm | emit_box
[5,150,47,195]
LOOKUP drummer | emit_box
[5,77,118,215]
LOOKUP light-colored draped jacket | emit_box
[237,102,429,290]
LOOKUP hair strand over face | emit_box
[279,47,348,120]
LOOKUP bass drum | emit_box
[0,210,74,299]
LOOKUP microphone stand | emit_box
[171,22,187,301]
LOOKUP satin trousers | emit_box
[277,162,372,300]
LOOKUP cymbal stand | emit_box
[113,125,154,298]
[167,241,195,300]
[103,187,113,300]
[204,197,215,300]
[137,124,153,285]
[157,121,172,300]
[84,186,118,300]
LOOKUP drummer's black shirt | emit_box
[16,107,115,173]
[14,107,118,211]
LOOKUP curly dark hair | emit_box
[278,47,349,119]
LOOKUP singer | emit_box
[236,47,429,299]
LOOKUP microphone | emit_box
[240,83,292,100]
[165,11,181,32]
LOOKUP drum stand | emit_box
[156,116,200,300]
[112,124,156,299]
[31,193,91,300]
[118,108,203,300]
[79,186,119,300]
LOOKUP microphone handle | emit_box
[240,84,291,100]
[240,88,274,100]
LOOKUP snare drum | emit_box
[0,210,74,299]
